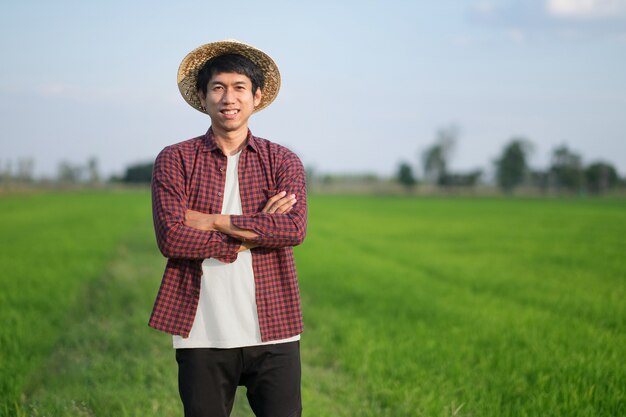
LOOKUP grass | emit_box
[0,191,152,415]
[297,196,625,416]
[21,217,179,417]
[1,191,624,416]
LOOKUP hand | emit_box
[262,191,296,214]
[237,241,259,252]
[215,241,257,262]
[186,210,259,241]
[185,209,218,231]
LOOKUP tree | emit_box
[585,161,618,194]
[549,145,584,192]
[16,158,35,183]
[445,170,483,187]
[528,169,549,192]
[494,138,533,192]
[422,125,458,185]
[57,160,83,183]
[87,157,100,184]
[0,160,10,184]
[122,162,154,184]
[396,162,417,188]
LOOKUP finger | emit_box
[276,205,293,214]
[274,196,297,214]
[265,195,295,214]
[263,191,287,213]
[267,191,287,205]
[271,197,296,214]
[262,191,287,213]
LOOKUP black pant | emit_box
[176,341,302,417]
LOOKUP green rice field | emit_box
[1,190,624,416]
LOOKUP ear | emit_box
[253,88,262,108]
[197,90,207,109]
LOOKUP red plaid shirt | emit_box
[149,128,307,341]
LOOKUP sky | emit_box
[1,0,625,179]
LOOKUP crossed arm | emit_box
[184,191,297,252]
[152,145,306,262]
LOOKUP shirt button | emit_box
[219,167,224,172]
[217,192,222,197]
[269,233,274,237]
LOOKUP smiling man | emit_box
[149,40,307,417]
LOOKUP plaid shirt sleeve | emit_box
[152,145,240,262]
[230,149,307,248]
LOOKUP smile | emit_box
[220,109,239,115]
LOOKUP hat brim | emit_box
[177,39,280,114]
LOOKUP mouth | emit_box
[220,109,239,116]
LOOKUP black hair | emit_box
[195,53,265,97]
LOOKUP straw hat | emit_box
[177,39,281,114]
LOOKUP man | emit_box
[149,40,307,417]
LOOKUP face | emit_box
[198,72,262,135]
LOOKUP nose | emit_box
[221,87,235,104]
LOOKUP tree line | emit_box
[1,132,623,194]
[397,126,624,194]
[0,158,154,186]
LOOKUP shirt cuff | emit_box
[216,233,242,263]
[230,214,262,238]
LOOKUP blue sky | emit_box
[1,0,625,179]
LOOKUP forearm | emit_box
[185,211,305,249]
[181,148,308,249]
[182,211,258,251]
[230,210,307,248]
[214,215,259,241]
[153,216,240,261]
[152,147,240,262]
[229,157,308,248]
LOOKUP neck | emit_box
[212,125,249,156]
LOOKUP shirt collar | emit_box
[202,127,259,153]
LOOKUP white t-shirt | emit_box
[173,151,300,349]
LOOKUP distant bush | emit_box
[121,162,153,184]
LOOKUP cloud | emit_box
[547,0,626,18]
[472,0,498,17]
[468,0,626,40]
[469,1,551,27]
